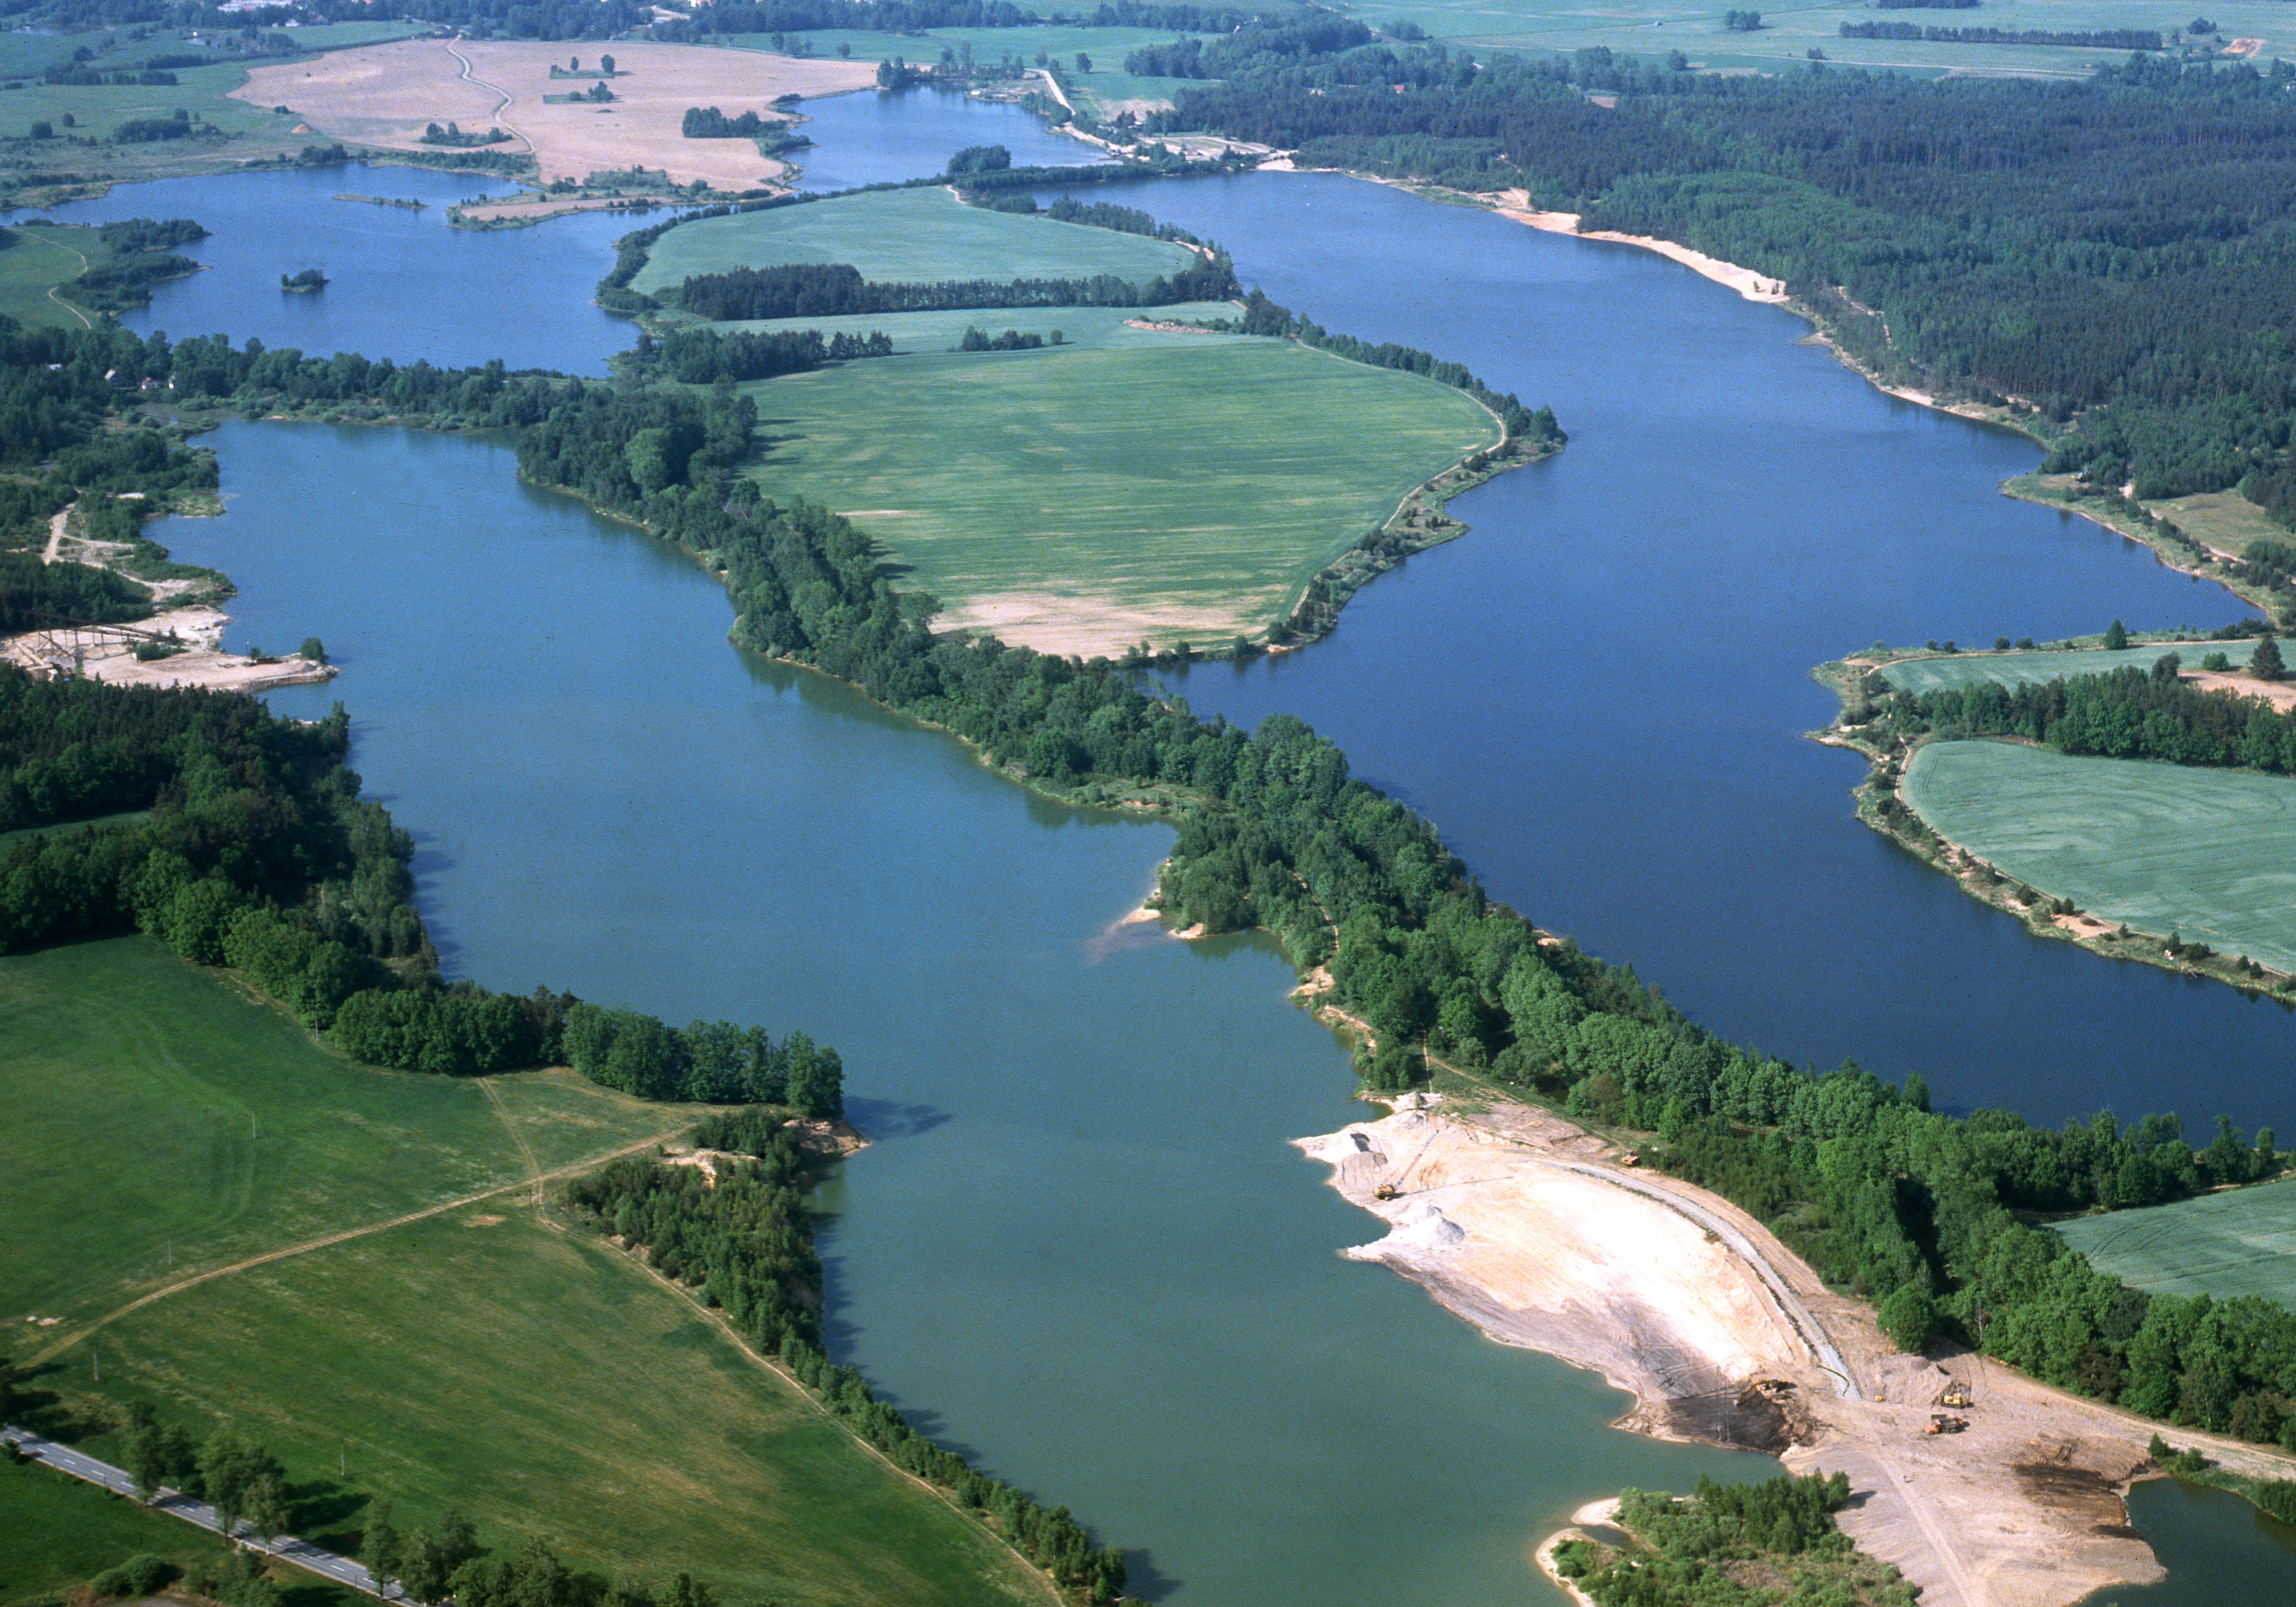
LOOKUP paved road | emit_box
[3,1424,387,1597]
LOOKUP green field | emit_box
[1326,0,2294,81]
[738,328,1496,655]
[79,1212,1045,1606]
[634,185,1199,299]
[1878,640,2260,696]
[2,937,1048,1605]
[0,1454,353,1605]
[2057,1181,2296,1309]
[1899,740,2296,972]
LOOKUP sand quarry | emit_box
[235,39,876,191]
[1299,1091,2296,1607]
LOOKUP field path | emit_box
[443,38,535,160]
[41,502,70,564]
[27,1126,684,1367]
[22,230,94,330]
[479,1076,546,1204]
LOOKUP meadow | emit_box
[1329,0,2293,79]
[76,1212,1046,1606]
[738,329,1497,657]
[2,936,1048,1606]
[633,185,1200,299]
[1898,740,2296,973]
[2057,1180,2296,1309]
[1879,640,2259,696]
[716,28,1207,117]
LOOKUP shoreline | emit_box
[1810,647,2296,1000]
[1289,1085,2296,1607]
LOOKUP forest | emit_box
[669,254,1240,320]
[561,1108,1129,1603]
[1146,43,2296,525]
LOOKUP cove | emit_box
[170,419,1770,1605]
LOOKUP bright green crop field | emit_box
[740,333,1497,655]
[80,1212,1046,1606]
[1325,0,2294,81]
[633,185,1198,298]
[1879,640,2260,696]
[2058,1181,2296,1309]
[1899,741,2296,972]
[4,936,1048,1607]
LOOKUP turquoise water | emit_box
[178,420,1770,1605]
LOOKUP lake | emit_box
[98,93,2296,1602]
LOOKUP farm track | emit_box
[27,1124,686,1367]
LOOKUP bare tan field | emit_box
[234,39,875,190]
[1299,1090,2296,1607]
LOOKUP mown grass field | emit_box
[2057,1180,2296,1309]
[1330,0,2292,80]
[6,938,1049,1607]
[633,185,1199,299]
[740,331,1497,655]
[1899,740,2296,972]
[1879,640,2259,696]
[77,1212,1047,1607]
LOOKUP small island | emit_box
[279,268,328,293]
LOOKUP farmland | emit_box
[2,937,1046,1606]
[2058,1181,2296,1309]
[1898,740,2296,973]
[633,185,1199,300]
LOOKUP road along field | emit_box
[234,39,876,190]
[2057,1180,2296,1309]
[1898,740,2296,973]
[665,188,1501,656]
[3,936,1047,1606]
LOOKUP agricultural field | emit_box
[1898,740,2296,973]
[633,184,1199,299]
[2057,1180,2296,1309]
[75,1212,1046,1606]
[1878,640,2259,696]
[1327,0,2292,78]
[2,936,1049,1606]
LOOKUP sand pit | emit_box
[234,39,876,190]
[2,603,336,693]
[1297,1091,2296,1607]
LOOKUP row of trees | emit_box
[498,347,2296,1455]
[1839,22,2165,46]
[649,325,894,384]
[670,256,1241,321]
[560,1110,1126,1601]
[1886,657,2296,775]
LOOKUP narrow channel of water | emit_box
[181,420,1771,1606]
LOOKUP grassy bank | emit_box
[2,936,1051,1605]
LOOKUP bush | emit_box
[90,1555,178,1597]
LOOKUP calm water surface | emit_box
[187,421,1768,1606]
[108,118,2296,1597]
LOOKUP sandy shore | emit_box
[1297,1091,2296,1607]
[2,603,337,693]
[1496,201,1788,305]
